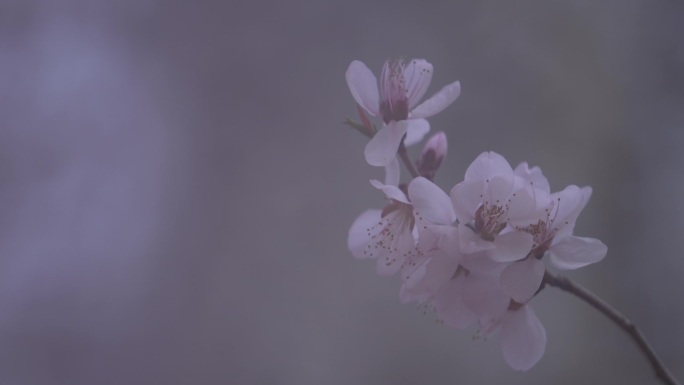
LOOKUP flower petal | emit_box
[514,162,550,194]
[465,151,514,182]
[460,252,505,275]
[549,236,607,270]
[506,187,536,222]
[347,209,382,259]
[459,225,496,254]
[450,179,484,222]
[384,157,400,186]
[485,175,515,206]
[409,177,456,225]
[488,231,534,262]
[461,273,510,319]
[434,274,476,329]
[500,305,547,371]
[411,80,461,119]
[369,179,409,203]
[364,121,409,167]
[404,250,460,297]
[403,118,430,146]
[345,60,379,116]
[500,258,545,303]
[403,59,434,109]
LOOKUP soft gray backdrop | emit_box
[0,0,683,384]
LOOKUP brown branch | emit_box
[543,271,681,385]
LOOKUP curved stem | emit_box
[398,140,419,178]
[543,271,681,385]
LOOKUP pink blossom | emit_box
[346,59,461,166]
[347,180,416,275]
[450,152,536,262]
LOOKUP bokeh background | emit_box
[0,0,683,384]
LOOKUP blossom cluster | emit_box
[345,58,608,371]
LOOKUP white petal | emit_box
[410,80,461,119]
[370,179,408,203]
[437,225,461,259]
[552,185,585,224]
[500,258,545,303]
[460,252,505,275]
[506,187,536,222]
[465,151,514,182]
[347,209,382,259]
[459,225,496,254]
[405,251,459,297]
[485,175,515,206]
[403,118,430,146]
[489,231,534,262]
[345,60,379,116]
[434,275,476,329]
[399,279,431,303]
[364,121,409,167]
[500,305,547,371]
[403,59,434,109]
[514,162,550,194]
[450,179,484,222]
[461,273,510,319]
[384,157,400,186]
[409,177,456,225]
[549,236,607,270]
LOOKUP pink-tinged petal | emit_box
[345,60,379,116]
[409,177,456,225]
[403,59,434,109]
[437,225,461,259]
[434,275,476,329]
[500,258,545,303]
[549,236,607,270]
[500,305,547,371]
[486,175,515,205]
[506,187,535,222]
[461,273,510,319]
[465,152,514,182]
[403,118,430,146]
[459,225,496,254]
[370,179,408,203]
[552,185,585,224]
[489,231,534,262]
[460,252,505,275]
[404,251,459,297]
[364,121,409,167]
[399,280,431,303]
[384,157,400,186]
[451,179,484,222]
[514,162,550,194]
[579,186,593,210]
[347,209,382,259]
[410,80,461,119]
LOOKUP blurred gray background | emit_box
[0,0,682,384]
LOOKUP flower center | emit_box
[363,202,415,267]
[379,59,410,124]
[516,197,569,258]
[474,203,507,241]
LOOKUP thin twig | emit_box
[398,140,419,178]
[543,271,681,385]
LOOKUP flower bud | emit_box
[417,131,447,180]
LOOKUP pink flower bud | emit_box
[417,131,447,180]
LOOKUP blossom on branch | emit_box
[346,58,461,166]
